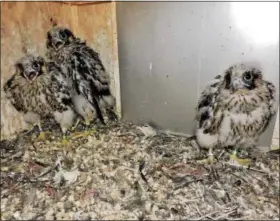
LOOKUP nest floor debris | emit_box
[1,121,279,220]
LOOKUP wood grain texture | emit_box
[1,1,120,138]
[61,1,112,6]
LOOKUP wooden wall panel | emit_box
[62,1,112,6]
[1,1,120,139]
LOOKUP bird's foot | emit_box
[71,126,77,132]
[61,138,69,146]
[197,154,217,165]
[72,128,96,139]
[87,127,97,134]
[60,136,71,147]
[38,131,46,141]
[71,119,81,132]
[59,137,72,152]
[197,154,219,180]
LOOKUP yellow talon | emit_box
[71,118,81,132]
[61,138,69,146]
[88,127,97,133]
[38,132,46,141]
[197,148,216,165]
[85,126,97,136]
[85,128,96,135]
[84,131,91,137]
[197,156,217,165]
[71,128,96,140]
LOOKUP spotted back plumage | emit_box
[4,55,75,118]
[46,26,115,123]
[49,43,111,95]
[195,63,278,149]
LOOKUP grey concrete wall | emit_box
[116,2,279,147]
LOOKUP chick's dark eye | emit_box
[32,62,39,69]
[243,72,252,81]
[59,31,67,39]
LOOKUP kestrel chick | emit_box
[46,26,117,136]
[4,54,78,144]
[195,63,278,164]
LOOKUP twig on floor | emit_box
[174,178,204,190]
[158,130,194,138]
[192,209,220,220]
[230,172,249,184]
[217,150,225,160]
[247,167,270,174]
[195,203,203,216]
[220,161,269,174]
[213,206,239,220]
[35,165,57,178]
[190,203,238,221]
[139,160,149,185]
[1,151,24,163]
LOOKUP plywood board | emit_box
[62,1,112,6]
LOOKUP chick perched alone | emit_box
[4,54,78,144]
[195,63,278,165]
[46,26,117,137]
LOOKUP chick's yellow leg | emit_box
[72,108,96,139]
[37,122,46,141]
[60,128,70,146]
[70,118,87,137]
[72,118,96,139]
[82,119,95,136]
[71,118,80,132]
[207,148,216,164]
[229,149,238,165]
[61,135,69,146]
[197,147,217,164]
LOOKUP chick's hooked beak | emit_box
[25,70,39,82]
[231,77,246,90]
[52,39,65,50]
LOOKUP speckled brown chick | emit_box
[3,54,78,144]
